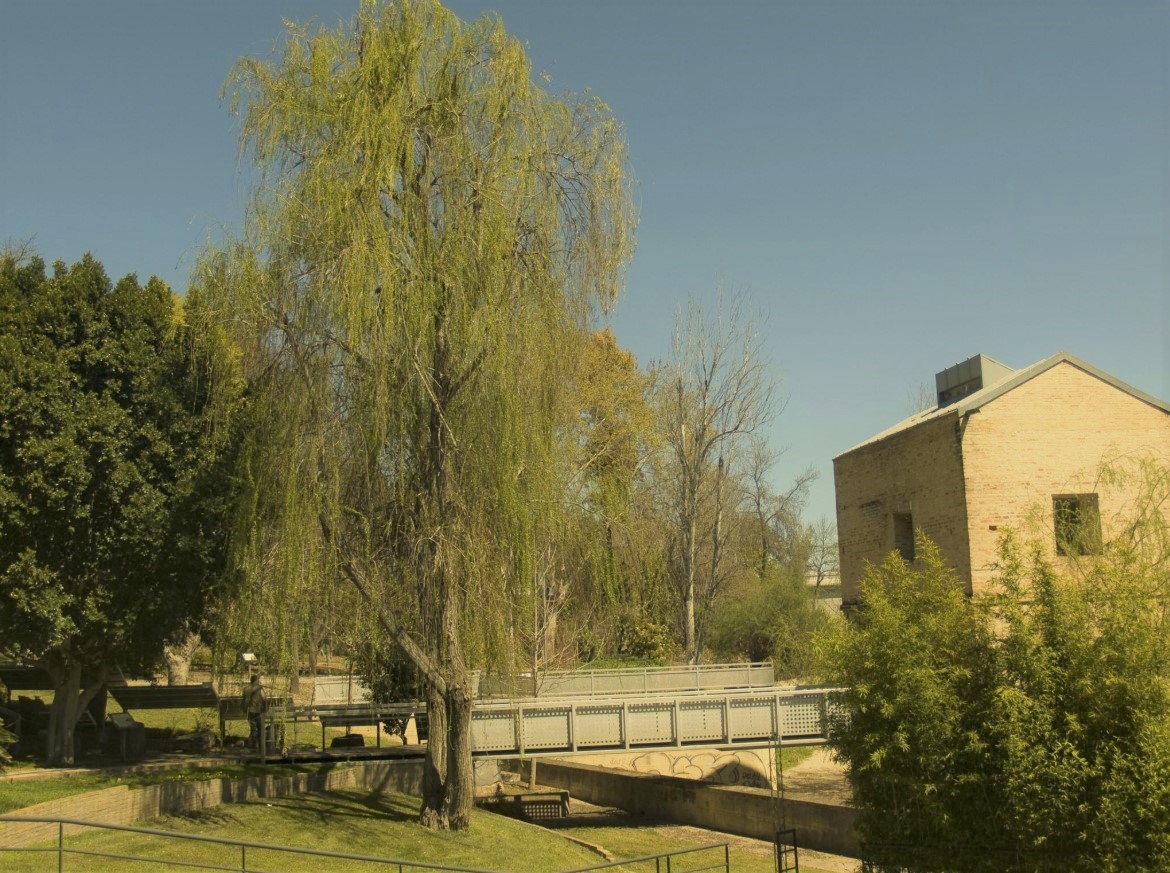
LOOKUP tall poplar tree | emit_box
[200,0,633,830]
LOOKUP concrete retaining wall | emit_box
[567,749,774,788]
[0,760,424,849]
[535,759,859,859]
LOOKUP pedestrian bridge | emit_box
[288,666,842,759]
[464,686,840,758]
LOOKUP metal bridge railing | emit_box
[0,817,730,873]
[254,686,844,760]
[478,662,776,699]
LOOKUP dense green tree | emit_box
[707,566,828,677]
[554,329,664,661]
[0,252,238,765]
[820,462,1170,872]
[819,540,1006,871]
[200,0,633,830]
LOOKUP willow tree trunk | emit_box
[444,681,475,830]
[420,680,449,829]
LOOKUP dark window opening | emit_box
[1053,494,1102,556]
[893,512,915,562]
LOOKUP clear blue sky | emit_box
[2,1,1166,523]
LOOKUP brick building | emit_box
[833,352,1170,605]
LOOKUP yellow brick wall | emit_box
[961,362,1170,593]
[834,414,972,604]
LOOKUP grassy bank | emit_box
[1,788,841,872]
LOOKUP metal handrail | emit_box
[0,816,495,872]
[480,662,776,699]
[293,685,842,718]
[561,842,730,872]
[0,816,730,873]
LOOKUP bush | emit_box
[819,503,1170,873]
[707,569,829,678]
[615,616,675,664]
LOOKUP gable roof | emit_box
[834,351,1170,460]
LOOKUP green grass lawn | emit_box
[0,773,114,812]
[0,786,845,873]
[778,746,815,771]
[1,790,614,872]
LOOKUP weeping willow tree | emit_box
[197,0,634,830]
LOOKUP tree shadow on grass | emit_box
[251,790,418,826]
[166,807,245,826]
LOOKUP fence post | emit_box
[58,820,63,873]
[240,843,246,872]
[724,843,730,872]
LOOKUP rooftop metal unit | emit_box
[935,354,1014,408]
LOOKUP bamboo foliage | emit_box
[198,0,633,829]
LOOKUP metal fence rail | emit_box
[0,816,495,872]
[0,817,729,873]
[478,662,776,699]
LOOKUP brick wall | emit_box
[834,413,971,602]
[961,362,1170,592]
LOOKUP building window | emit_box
[893,512,915,562]
[1053,494,1102,556]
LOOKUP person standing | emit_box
[242,674,266,750]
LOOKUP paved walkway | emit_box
[554,798,860,873]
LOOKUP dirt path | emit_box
[779,748,852,805]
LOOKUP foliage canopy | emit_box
[0,252,237,764]
[820,463,1170,872]
[201,0,634,828]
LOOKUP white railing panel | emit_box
[678,700,726,742]
[573,704,624,747]
[522,706,572,749]
[728,697,775,740]
[471,709,518,752]
[778,695,824,737]
[627,702,675,745]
